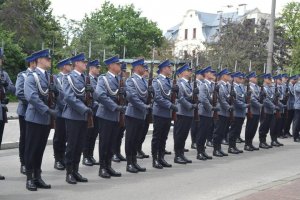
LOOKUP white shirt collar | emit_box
[74,70,82,76]
[89,73,95,78]
[182,77,189,83]
[159,74,166,79]
[36,66,46,74]
[204,79,211,84]
[134,73,142,79]
[108,71,116,78]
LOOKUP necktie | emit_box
[44,72,48,82]
[166,77,170,85]
[142,78,147,87]
[81,74,85,82]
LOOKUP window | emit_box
[184,29,188,40]
[193,28,196,39]
[184,50,188,59]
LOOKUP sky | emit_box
[50,0,300,33]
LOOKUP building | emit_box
[165,8,271,59]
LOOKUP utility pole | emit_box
[267,0,276,74]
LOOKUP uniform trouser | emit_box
[18,116,26,165]
[245,114,260,145]
[0,121,5,149]
[197,115,213,152]
[207,119,217,142]
[224,124,230,141]
[293,109,300,140]
[53,117,66,162]
[259,113,274,143]
[125,116,145,157]
[152,115,171,157]
[25,121,50,172]
[190,119,198,144]
[83,116,99,158]
[284,110,294,135]
[137,119,149,151]
[228,117,245,147]
[174,115,193,155]
[113,126,125,155]
[270,114,283,141]
[65,119,87,167]
[213,115,230,149]
[98,117,119,163]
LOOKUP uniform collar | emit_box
[204,79,211,84]
[182,77,189,83]
[159,74,166,79]
[108,71,116,78]
[134,73,142,79]
[74,70,82,76]
[36,66,46,74]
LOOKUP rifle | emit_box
[274,81,281,119]
[171,61,178,121]
[85,41,94,128]
[229,79,235,123]
[192,68,199,121]
[0,42,8,123]
[48,47,56,129]
[118,66,126,128]
[146,62,154,124]
[212,73,219,120]
[283,78,290,119]
[259,84,266,120]
[246,78,252,119]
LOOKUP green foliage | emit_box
[72,1,164,60]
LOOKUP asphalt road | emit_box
[0,127,300,200]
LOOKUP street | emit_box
[0,122,300,200]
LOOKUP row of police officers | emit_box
[0,48,300,192]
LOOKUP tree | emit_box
[205,19,290,74]
[72,1,164,60]
[0,0,64,54]
[278,2,300,72]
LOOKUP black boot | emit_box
[132,155,146,172]
[90,156,99,165]
[138,150,149,159]
[0,174,4,180]
[73,165,88,182]
[106,158,121,177]
[164,150,172,155]
[66,165,77,184]
[54,160,65,170]
[82,157,93,166]
[112,154,121,162]
[228,146,239,154]
[174,151,187,164]
[20,165,26,175]
[116,153,127,161]
[136,151,144,159]
[259,142,270,149]
[191,143,197,149]
[152,154,163,169]
[202,151,212,160]
[98,159,110,179]
[26,170,37,191]
[196,152,207,161]
[126,155,138,173]
[250,144,259,151]
[158,152,172,168]
[180,151,192,163]
[244,144,254,151]
[33,169,51,189]
[271,141,280,147]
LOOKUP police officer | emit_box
[244,72,261,151]
[197,66,215,160]
[24,49,56,191]
[53,58,72,170]
[95,55,123,179]
[173,64,197,164]
[293,75,300,142]
[0,48,16,148]
[82,59,100,166]
[112,62,127,163]
[124,58,150,173]
[270,75,284,147]
[15,54,36,175]
[285,75,298,140]
[227,72,247,154]
[190,68,204,149]
[213,69,232,157]
[152,60,177,169]
[258,73,276,149]
[136,64,151,159]
[62,53,90,184]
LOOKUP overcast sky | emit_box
[50,0,300,33]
